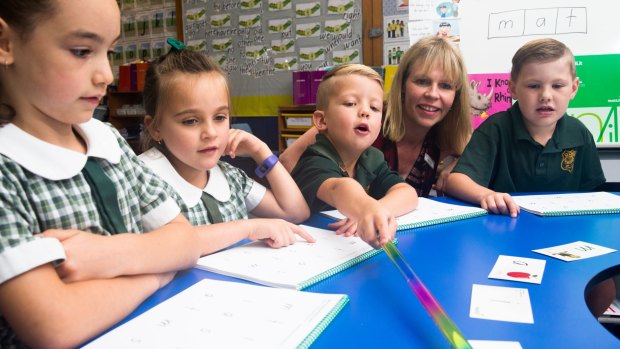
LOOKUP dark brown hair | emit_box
[0,0,57,125]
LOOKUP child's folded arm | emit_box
[0,263,170,349]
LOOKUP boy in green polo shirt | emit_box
[446,38,605,217]
[291,64,418,248]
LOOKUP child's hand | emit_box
[247,218,316,248]
[328,218,358,237]
[480,192,520,217]
[225,129,266,159]
[356,201,397,249]
[42,229,114,282]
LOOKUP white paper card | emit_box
[470,284,534,324]
[533,241,616,261]
[488,255,546,284]
[469,340,523,349]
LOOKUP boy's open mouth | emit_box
[537,106,554,112]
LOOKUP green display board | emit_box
[569,54,620,147]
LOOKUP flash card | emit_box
[533,241,616,262]
[470,284,534,324]
[488,255,546,284]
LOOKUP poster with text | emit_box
[467,73,512,128]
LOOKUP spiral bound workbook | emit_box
[321,197,487,232]
[512,192,620,217]
[196,225,383,290]
[82,279,348,349]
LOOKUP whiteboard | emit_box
[459,0,620,74]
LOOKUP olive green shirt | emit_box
[291,133,404,213]
[453,102,606,192]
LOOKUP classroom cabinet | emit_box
[107,91,145,154]
[277,104,316,152]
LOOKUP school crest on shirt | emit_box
[561,149,576,173]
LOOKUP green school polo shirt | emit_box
[291,133,404,213]
[452,102,606,192]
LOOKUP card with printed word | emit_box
[532,241,616,262]
[488,255,546,284]
[470,284,534,324]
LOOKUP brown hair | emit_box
[141,49,230,151]
[511,38,576,82]
[0,0,57,125]
[315,63,383,111]
[384,36,471,155]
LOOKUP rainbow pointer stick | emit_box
[383,241,472,349]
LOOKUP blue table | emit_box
[91,198,620,348]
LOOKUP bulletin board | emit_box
[393,0,620,148]
[180,0,364,116]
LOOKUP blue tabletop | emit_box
[90,197,620,348]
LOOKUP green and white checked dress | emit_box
[0,120,181,348]
[139,147,266,226]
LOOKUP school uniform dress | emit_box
[291,133,404,213]
[0,119,180,348]
[139,148,266,225]
[452,102,606,192]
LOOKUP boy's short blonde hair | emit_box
[511,38,576,82]
[315,64,384,110]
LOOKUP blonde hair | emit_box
[315,64,384,110]
[141,49,230,152]
[384,36,471,155]
[511,38,576,82]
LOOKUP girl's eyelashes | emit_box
[181,118,199,126]
[71,48,92,58]
[214,114,228,121]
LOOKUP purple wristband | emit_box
[255,154,279,178]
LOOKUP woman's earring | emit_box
[157,139,162,145]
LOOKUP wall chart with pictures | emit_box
[181,0,363,115]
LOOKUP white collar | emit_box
[139,148,231,207]
[0,119,122,180]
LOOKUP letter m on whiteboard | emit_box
[489,8,587,39]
